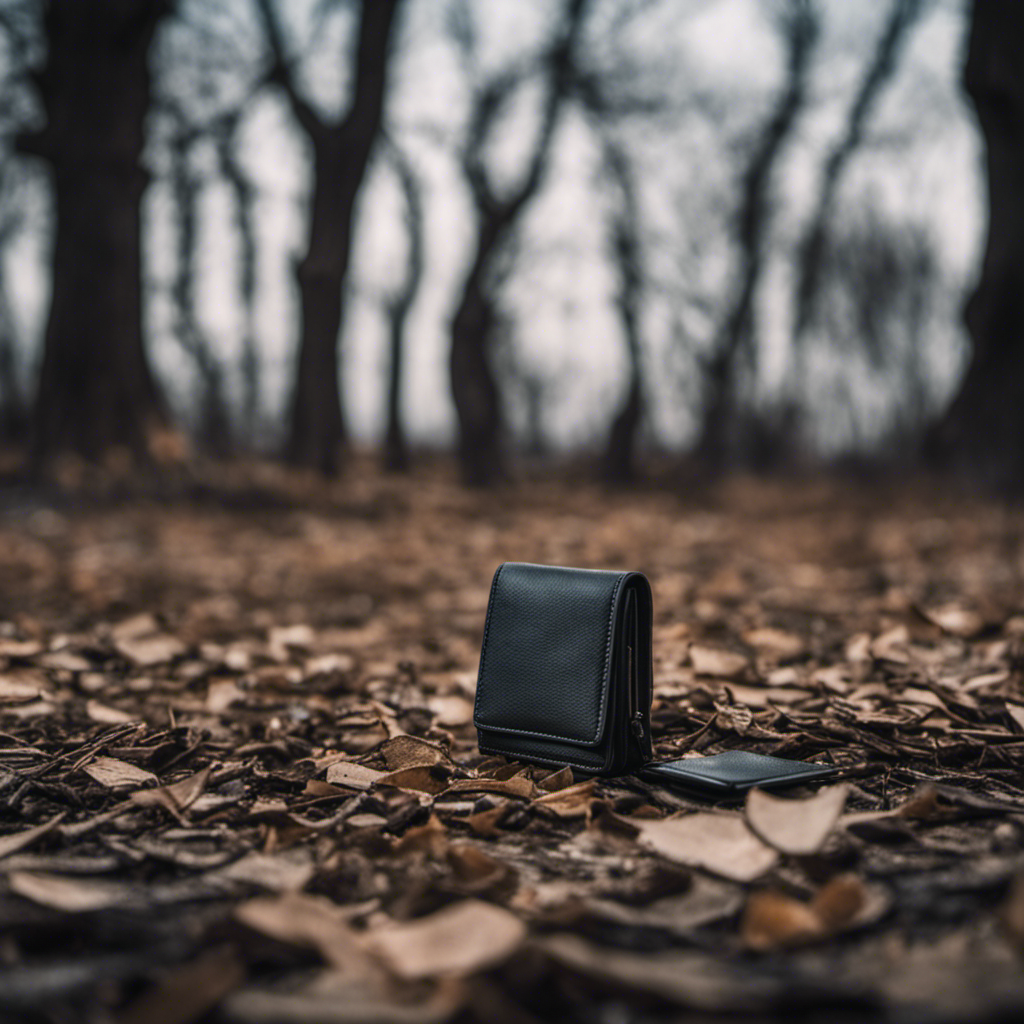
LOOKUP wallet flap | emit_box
[473,562,629,748]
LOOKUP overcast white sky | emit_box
[3,0,980,454]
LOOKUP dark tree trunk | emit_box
[20,0,171,469]
[450,225,506,486]
[382,142,423,474]
[601,144,644,484]
[257,0,400,475]
[449,0,587,487]
[929,0,1024,486]
[694,0,818,471]
[792,0,922,349]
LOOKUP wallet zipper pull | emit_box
[632,711,645,740]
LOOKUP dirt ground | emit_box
[3,459,1024,1023]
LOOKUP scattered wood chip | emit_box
[326,762,386,790]
[83,756,158,790]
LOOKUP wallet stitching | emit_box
[474,565,627,746]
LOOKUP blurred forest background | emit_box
[0,0,1014,489]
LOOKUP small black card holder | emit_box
[473,562,653,776]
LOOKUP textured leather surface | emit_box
[656,751,833,785]
[474,562,653,776]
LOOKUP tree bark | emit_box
[602,143,644,484]
[929,0,1024,486]
[383,141,423,473]
[257,0,401,474]
[20,0,172,469]
[694,0,818,471]
[449,0,587,486]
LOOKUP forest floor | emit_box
[3,458,1024,1023]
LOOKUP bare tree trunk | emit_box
[601,143,644,484]
[257,0,401,475]
[694,0,818,471]
[449,0,588,486]
[792,0,923,352]
[168,109,232,456]
[217,118,260,449]
[929,0,1024,486]
[19,0,172,469]
[382,140,423,473]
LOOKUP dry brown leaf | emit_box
[131,766,212,820]
[378,765,449,795]
[1006,703,1024,733]
[922,604,985,639]
[741,873,875,951]
[740,889,823,950]
[85,700,139,725]
[533,779,595,818]
[446,776,537,800]
[83,756,158,790]
[218,849,316,892]
[364,899,526,980]
[206,678,246,713]
[0,812,66,860]
[236,892,375,972]
[116,632,187,667]
[745,784,848,855]
[689,645,748,680]
[743,627,805,661]
[391,814,449,857]
[9,871,134,912]
[0,672,51,701]
[811,873,868,930]
[635,813,778,882]
[537,766,575,792]
[427,694,474,727]
[446,843,518,896]
[326,761,385,790]
[380,735,452,770]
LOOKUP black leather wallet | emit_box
[474,562,653,776]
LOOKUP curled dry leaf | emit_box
[364,899,527,980]
[635,813,778,883]
[533,780,596,819]
[380,735,452,771]
[689,645,749,680]
[745,784,848,855]
[131,766,212,821]
[83,755,157,790]
[740,873,883,951]
[235,892,375,973]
